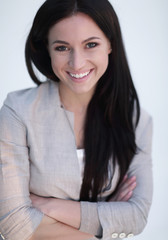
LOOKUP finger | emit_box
[122,180,136,195]
[121,191,133,201]
[115,181,136,201]
[119,176,136,192]
[109,176,136,202]
[125,176,136,185]
[121,174,128,183]
[118,175,128,188]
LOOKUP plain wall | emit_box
[0,0,168,239]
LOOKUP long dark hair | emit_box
[25,0,140,201]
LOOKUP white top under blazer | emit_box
[0,80,153,240]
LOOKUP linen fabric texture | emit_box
[0,80,153,240]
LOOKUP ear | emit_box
[108,41,112,54]
[108,47,112,54]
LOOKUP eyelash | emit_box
[54,42,99,52]
[55,46,69,52]
[86,42,98,49]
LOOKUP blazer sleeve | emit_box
[0,104,43,240]
[79,111,153,240]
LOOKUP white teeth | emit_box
[69,71,90,79]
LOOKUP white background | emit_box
[0,0,168,239]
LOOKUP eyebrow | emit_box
[51,37,101,45]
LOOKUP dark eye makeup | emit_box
[55,46,69,51]
[86,42,99,48]
[54,42,99,52]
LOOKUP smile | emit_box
[68,70,91,79]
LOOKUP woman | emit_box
[0,0,153,239]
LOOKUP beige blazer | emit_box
[0,80,153,240]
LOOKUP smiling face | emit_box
[48,13,111,98]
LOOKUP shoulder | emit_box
[137,108,152,130]
[135,108,153,150]
[3,80,60,115]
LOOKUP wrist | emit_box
[47,198,81,229]
[45,198,59,219]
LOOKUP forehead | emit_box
[48,12,107,42]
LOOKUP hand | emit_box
[30,194,81,229]
[109,175,136,202]
[30,193,52,215]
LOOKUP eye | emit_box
[86,42,98,49]
[55,46,69,51]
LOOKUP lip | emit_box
[67,69,94,83]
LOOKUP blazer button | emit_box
[127,233,134,238]
[119,233,126,238]
[111,233,118,238]
[0,233,5,240]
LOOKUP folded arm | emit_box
[29,215,94,240]
[0,105,93,240]
[80,112,153,238]
[30,174,136,228]
[0,99,153,240]
[31,111,153,239]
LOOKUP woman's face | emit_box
[48,13,111,96]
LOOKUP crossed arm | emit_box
[29,175,137,240]
[0,103,152,240]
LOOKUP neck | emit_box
[59,83,94,114]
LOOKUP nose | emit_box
[68,49,86,70]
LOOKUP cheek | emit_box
[96,52,109,73]
[50,55,65,74]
